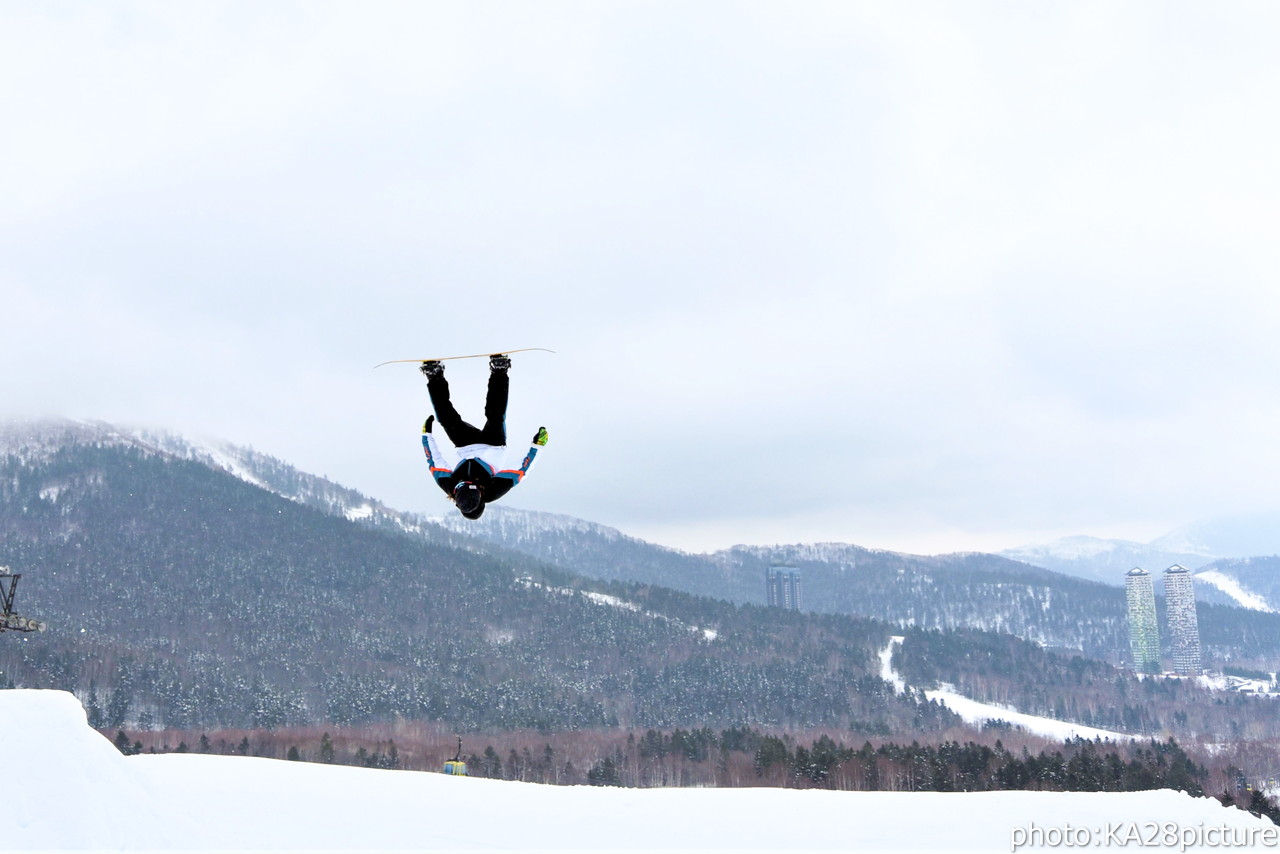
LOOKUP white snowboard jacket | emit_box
[421,433,541,502]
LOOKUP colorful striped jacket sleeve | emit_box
[493,442,541,490]
[422,432,456,495]
[480,442,541,502]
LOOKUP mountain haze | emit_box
[1003,515,1280,608]
[1000,535,1211,587]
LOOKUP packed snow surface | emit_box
[7,690,1274,853]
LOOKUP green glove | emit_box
[533,426,548,447]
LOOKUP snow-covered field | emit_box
[5,690,1276,854]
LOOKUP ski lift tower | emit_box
[0,566,46,634]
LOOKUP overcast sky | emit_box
[4,2,1280,555]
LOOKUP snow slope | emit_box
[518,577,719,641]
[5,690,1275,853]
[919,689,1129,742]
[1195,570,1276,613]
[879,638,1130,742]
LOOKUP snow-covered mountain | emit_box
[1003,516,1280,614]
[19,418,1275,617]
[441,508,1125,659]
[2,420,961,734]
[8,417,1280,754]
[437,491,1279,621]
[1152,514,1280,560]
[1000,535,1211,587]
[8,418,1280,677]
[9,688,1276,853]
[0,417,457,543]
[431,500,1280,661]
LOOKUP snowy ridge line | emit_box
[1195,570,1276,613]
[1,418,444,540]
[517,577,718,641]
[165,433,274,491]
[155,433,368,514]
[0,417,169,462]
[878,637,1130,742]
[1004,535,1139,562]
[154,432,424,534]
[432,504,706,560]
[725,541,900,564]
[433,505,626,540]
[0,418,279,495]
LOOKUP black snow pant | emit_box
[428,369,508,447]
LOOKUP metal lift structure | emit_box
[0,567,45,634]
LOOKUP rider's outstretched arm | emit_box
[421,417,456,496]
[493,427,548,493]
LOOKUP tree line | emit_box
[110,719,1246,803]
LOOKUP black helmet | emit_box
[453,482,484,518]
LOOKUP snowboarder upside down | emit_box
[420,354,548,519]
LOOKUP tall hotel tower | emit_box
[1125,567,1161,673]
[1164,565,1202,676]
[766,566,802,611]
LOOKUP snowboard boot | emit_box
[419,360,444,378]
[489,354,512,373]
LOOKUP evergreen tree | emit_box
[587,755,621,786]
[105,661,134,729]
[542,744,555,782]
[507,748,522,781]
[480,746,502,778]
[754,736,789,775]
[86,683,105,729]
[1247,790,1280,825]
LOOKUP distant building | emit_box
[766,567,802,611]
[1124,567,1161,673]
[1164,565,1202,676]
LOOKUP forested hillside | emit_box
[441,508,1280,668]
[893,628,1280,740]
[2,421,1276,751]
[0,433,944,734]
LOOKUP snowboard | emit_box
[374,348,555,369]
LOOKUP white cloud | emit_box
[4,2,1280,552]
